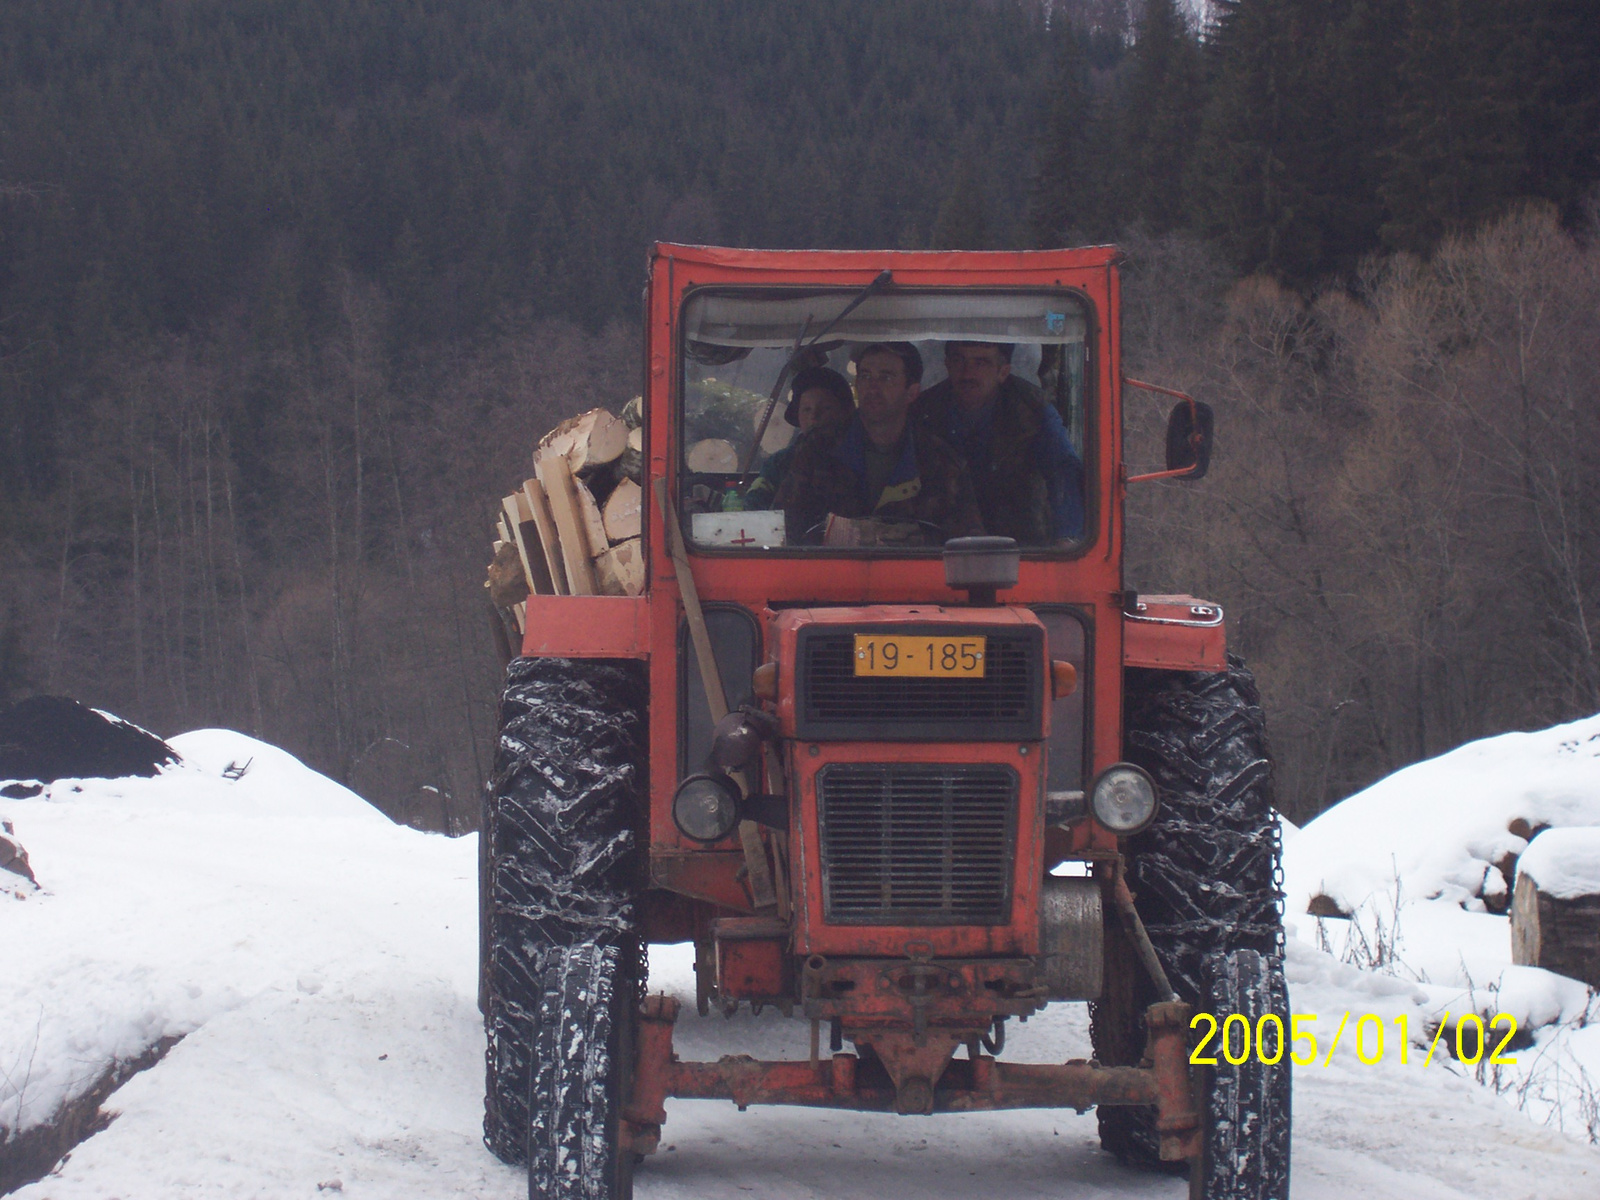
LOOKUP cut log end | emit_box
[1511,871,1600,988]
[537,408,627,475]
[603,478,643,544]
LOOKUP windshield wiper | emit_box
[739,269,894,478]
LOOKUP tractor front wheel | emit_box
[1091,654,1289,1197]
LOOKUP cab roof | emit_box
[649,243,1124,276]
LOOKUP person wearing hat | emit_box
[744,366,855,509]
[912,341,1084,543]
[774,342,983,545]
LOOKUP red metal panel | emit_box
[714,916,791,1000]
[520,595,650,658]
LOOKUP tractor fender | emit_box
[1122,594,1226,672]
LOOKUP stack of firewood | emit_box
[486,401,645,634]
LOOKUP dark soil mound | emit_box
[0,696,179,783]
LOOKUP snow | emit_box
[1518,827,1600,900]
[1,731,468,1143]
[1282,712,1600,1153]
[1283,713,1600,920]
[4,721,1600,1197]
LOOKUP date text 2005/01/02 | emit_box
[1190,1011,1521,1069]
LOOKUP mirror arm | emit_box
[1123,375,1199,424]
[1123,375,1206,483]
[1127,463,1202,484]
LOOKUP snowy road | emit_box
[4,729,1598,1198]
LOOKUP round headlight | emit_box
[1090,763,1159,835]
[672,773,742,843]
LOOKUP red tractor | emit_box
[481,245,1290,1200]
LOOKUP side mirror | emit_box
[1165,399,1214,480]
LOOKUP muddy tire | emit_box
[481,657,648,1165]
[1188,949,1291,1200]
[528,942,638,1200]
[1092,655,1284,1169]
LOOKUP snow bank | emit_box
[1284,712,1600,921]
[0,728,473,1142]
[1518,826,1600,900]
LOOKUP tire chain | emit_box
[1192,949,1292,1200]
[529,942,633,1200]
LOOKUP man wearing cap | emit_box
[745,365,855,509]
[913,341,1084,543]
[774,342,984,546]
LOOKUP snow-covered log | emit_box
[1511,828,1600,987]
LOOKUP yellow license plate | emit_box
[853,634,987,678]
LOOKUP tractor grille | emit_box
[817,762,1017,925]
[795,627,1043,740]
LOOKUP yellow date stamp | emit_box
[1188,1011,1520,1067]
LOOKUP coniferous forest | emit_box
[1,0,1596,828]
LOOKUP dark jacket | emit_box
[773,416,985,545]
[744,443,795,509]
[913,376,1085,543]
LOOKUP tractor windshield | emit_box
[679,289,1089,553]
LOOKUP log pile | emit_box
[1510,827,1600,988]
[486,401,646,637]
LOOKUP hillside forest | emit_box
[1,0,1596,829]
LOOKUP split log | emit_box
[537,408,628,475]
[534,454,598,595]
[575,476,610,557]
[603,478,643,543]
[1511,828,1600,987]
[618,426,644,482]
[621,395,643,429]
[486,540,530,608]
[594,537,645,596]
[521,478,569,595]
[502,492,554,596]
[686,438,738,473]
[492,518,525,630]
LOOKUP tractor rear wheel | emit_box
[1091,655,1287,1188]
[480,657,648,1165]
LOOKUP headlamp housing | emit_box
[672,772,742,843]
[1089,763,1159,835]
